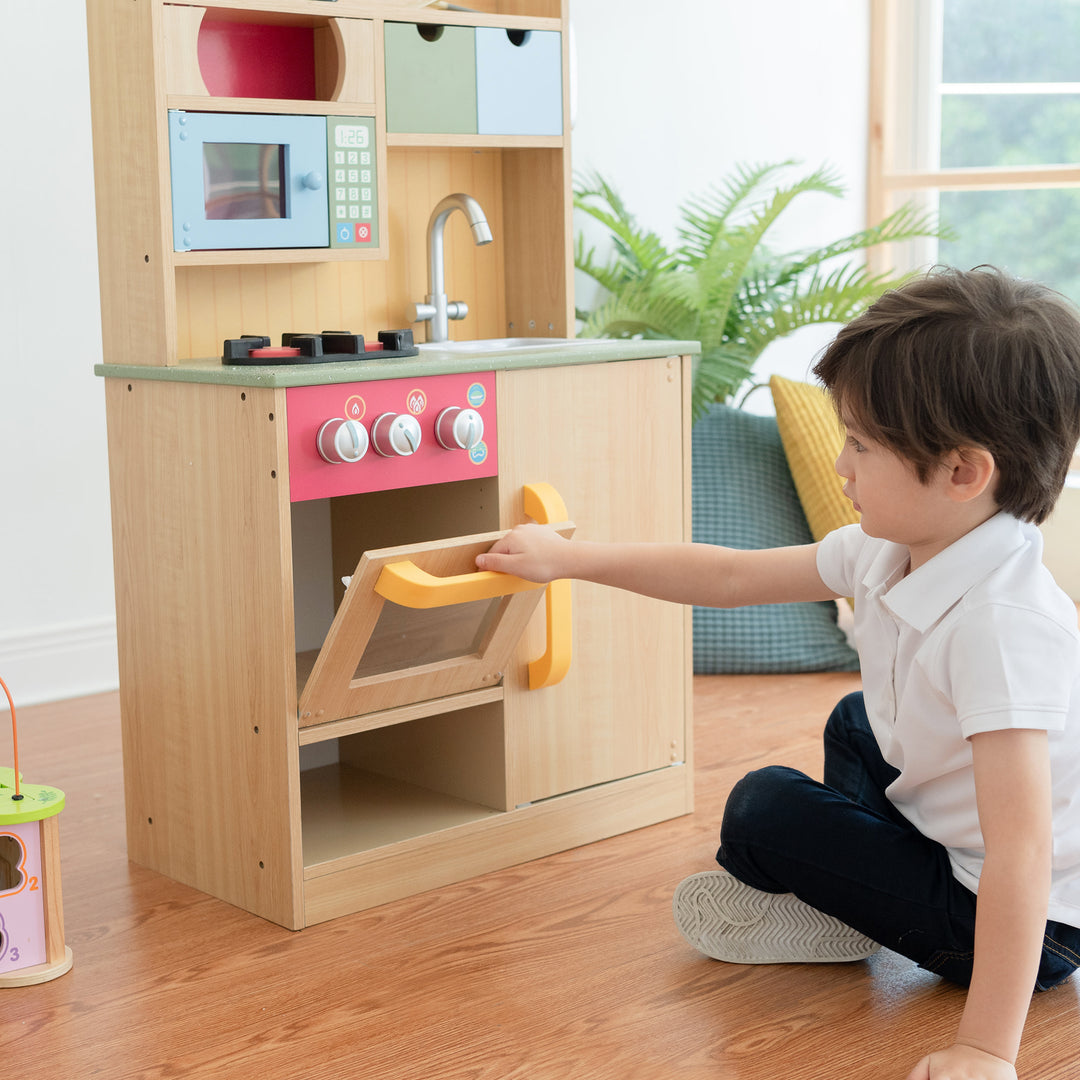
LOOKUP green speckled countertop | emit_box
[94,339,701,387]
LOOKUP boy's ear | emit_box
[946,446,997,503]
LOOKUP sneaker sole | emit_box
[672,871,880,964]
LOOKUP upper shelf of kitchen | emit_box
[163,2,567,146]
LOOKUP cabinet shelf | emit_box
[296,685,504,744]
[386,131,563,149]
[204,0,562,30]
[166,95,378,116]
[172,245,388,266]
[301,764,503,869]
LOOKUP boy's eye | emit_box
[847,435,866,453]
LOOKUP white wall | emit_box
[570,0,871,401]
[1,6,115,706]
[0,0,870,704]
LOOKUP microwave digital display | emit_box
[168,111,379,252]
[203,143,287,221]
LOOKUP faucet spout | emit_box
[413,193,493,343]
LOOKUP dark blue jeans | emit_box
[716,691,1080,990]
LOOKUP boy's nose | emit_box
[834,448,850,478]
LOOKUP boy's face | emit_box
[835,415,955,555]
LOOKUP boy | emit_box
[476,267,1080,1080]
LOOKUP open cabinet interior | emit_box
[300,699,507,868]
[292,475,514,870]
[291,477,502,686]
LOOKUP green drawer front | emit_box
[385,23,477,134]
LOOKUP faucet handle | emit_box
[446,301,469,322]
[408,301,436,324]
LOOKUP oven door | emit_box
[297,513,574,727]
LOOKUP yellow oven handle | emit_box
[374,561,543,609]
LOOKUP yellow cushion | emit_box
[769,375,860,541]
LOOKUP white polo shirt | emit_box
[817,513,1080,928]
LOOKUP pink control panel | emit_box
[286,372,497,502]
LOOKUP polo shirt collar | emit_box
[874,512,1029,632]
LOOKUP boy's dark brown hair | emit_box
[813,265,1080,524]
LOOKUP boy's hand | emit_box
[907,1044,1017,1080]
[476,523,571,584]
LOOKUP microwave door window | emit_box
[203,143,287,220]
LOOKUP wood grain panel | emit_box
[103,378,303,927]
[497,357,692,805]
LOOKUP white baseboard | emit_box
[0,619,119,706]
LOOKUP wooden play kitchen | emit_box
[87,0,696,930]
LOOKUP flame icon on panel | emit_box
[406,390,428,415]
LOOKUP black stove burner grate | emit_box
[222,329,417,365]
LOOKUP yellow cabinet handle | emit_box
[522,482,572,689]
[374,561,543,609]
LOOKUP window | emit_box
[869,0,1080,302]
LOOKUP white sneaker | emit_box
[672,871,880,964]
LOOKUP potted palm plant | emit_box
[574,160,951,420]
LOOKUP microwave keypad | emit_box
[328,117,378,249]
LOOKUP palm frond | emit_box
[690,344,758,421]
[574,232,637,296]
[572,162,951,411]
[778,202,957,282]
[737,262,913,355]
[577,281,700,343]
[573,170,676,279]
[677,162,844,265]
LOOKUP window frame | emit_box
[867,0,1080,274]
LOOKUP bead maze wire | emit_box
[1,675,21,800]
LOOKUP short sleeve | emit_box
[946,604,1079,738]
[816,524,867,599]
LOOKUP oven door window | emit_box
[352,596,502,680]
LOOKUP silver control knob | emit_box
[371,412,423,457]
[316,418,369,464]
[435,406,484,451]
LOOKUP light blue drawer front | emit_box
[169,111,330,251]
[476,28,562,136]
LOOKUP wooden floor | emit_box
[5,674,1079,1079]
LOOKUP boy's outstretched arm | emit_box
[475,523,836,608]
[906,727,1052,1080]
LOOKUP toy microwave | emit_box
[167,111,379,252]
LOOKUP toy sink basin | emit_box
[417,337,589,353]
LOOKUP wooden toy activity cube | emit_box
[0,768,71,986]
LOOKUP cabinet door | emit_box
[497,357,691,804]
